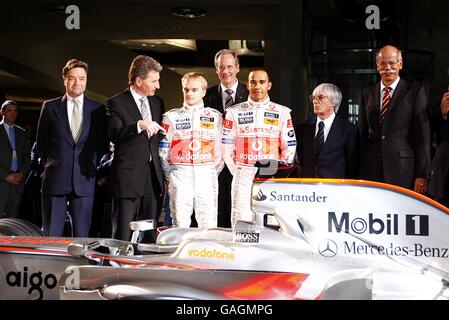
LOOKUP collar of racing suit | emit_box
[182,102,204,111]
[247,96,270,108]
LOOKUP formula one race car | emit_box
[0,178,448,300]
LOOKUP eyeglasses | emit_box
[309,95,328,102]
[377,60,401,67]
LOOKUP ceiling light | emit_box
[171,7,206,19]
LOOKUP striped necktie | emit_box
[380,87,392,122]
[140,97,150,121]
[224,88,234,110]
[71,99,83,142]
[315,121,325,159]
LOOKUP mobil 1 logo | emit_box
[328,212,429,236]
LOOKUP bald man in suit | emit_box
[0,100,31,218]
[358,45,431,193]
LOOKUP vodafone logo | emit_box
[252,140,263,151]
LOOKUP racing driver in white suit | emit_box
[159,72,223,228]
[222,69,296,226]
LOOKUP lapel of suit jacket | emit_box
[54,95,75,144]
[125,88,145,121]
[389,78,407,113]
[235,82,248,103]
[77,96,92,143]
[325,115,343,148]
[148,96,160,123]
[0,121,12,150]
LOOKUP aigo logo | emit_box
[4,266,80,300]
[6,267,57,300]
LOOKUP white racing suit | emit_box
[159,103,223,228]
[222,97,296,226]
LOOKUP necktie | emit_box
[315,121,325,158]
[380,87,392,122]
[224,88,234,110]
[71,99,83,142]
[140,97,150,121]
[139,97,152,160]
[8,126,18,172]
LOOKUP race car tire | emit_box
[0,218,46,237]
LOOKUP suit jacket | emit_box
[428,94,449,199]
[204,82,249,112]
[358,78,431,189]
[0,121,31,194]
[36,95,106,196]
[295,115,359,178]
[106,88,164,198]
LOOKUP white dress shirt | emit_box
[316,112,336,143]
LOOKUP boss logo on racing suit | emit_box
[238,117,254,124]
[234,231,260,243]
[200,116,214,122]
[264,112,279,119]
[176,122,192,130]
[263,118,279,126]
[328,212,429,236]
[224,120,233,129]
[5,267,57,300]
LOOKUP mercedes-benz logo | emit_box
[318,239,338,258]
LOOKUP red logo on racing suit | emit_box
[162,123,170,132]
[224,120,233,129]
[287,119,293,128]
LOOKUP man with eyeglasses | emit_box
[358,45,431,193]
[204,49,248,228]
[295,83,359,178]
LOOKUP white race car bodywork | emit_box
[1,178,449,300]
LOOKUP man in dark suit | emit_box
[36,59,106,237]
[106,55,166,243]
[428,88,449,206]
[358,45,431,193]
[204,49,248,228]
[295,84,359,178]
[0,100,31,218]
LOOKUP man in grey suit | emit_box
[0,100,31,218]
[358,45,431,193]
